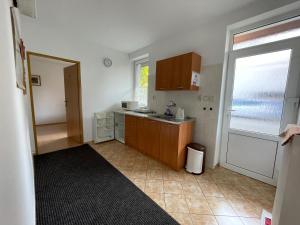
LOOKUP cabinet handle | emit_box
[177,87,184,89]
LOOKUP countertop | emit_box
[113,109,195,125]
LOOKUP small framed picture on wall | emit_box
[31,75,41,86]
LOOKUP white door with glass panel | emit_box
[220,19,300,185]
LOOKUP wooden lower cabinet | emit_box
[159,123,179,169]
[144,119,161,160]
[125,115,193,171]
[125,115,137,148]
[136,117,146,152]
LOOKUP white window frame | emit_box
[134,58,149,107]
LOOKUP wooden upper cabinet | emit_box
[156,52,201,91]
[156,58,173,90]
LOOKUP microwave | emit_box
[121,101,139,111]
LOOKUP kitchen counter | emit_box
[113,109,195,125]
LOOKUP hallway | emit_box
[36,123,80,154]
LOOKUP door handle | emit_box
[227,108,236,116]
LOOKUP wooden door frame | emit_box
[27,51,84,154]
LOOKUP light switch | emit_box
[203,96,209,102]
[208,96,214,102]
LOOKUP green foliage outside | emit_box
[139,65,149,88]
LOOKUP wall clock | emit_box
[103,57,112,67]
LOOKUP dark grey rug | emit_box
[34,144,179,225]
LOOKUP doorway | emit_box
[219,16,300,185]
[27,52,83,154]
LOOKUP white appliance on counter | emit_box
[121,101,139,111]
[114,112,125,143]
[93,112,114,143]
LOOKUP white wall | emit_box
[31,58,67,125]
[21,16,133,150]
[129,0,296,168]
[0,1,35,225]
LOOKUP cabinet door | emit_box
[156,58,172,90]
[144,119,161,159]
[159,123,179,170]
[136,117,146,152]
[181,53,193,89]
[125,115,137,148]
[171,56,183,90]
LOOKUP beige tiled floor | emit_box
[90,141,276,225]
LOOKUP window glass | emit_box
[135,60,149,106]
[230,50,291,135]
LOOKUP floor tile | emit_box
[119,168,132,178]
[240,217,261,225]
[195,173,214,184]
[228,197,261,218]
[131,169,147,179]
[163,180,183,194]
[169,213,193,225]
[145,179,164,193]
[190,214,218,225]
[89,141,275,223]
[185,194,212,215]
[217,183,243,199]
[206,197,237,216]
[148,159,166,170]
[179,170,197,182]
[147,169,163,180]
[199,182,224,198]
[181,181,202,194]
[131,178,146,191]
[163,170,183,182]
[165,194,189,213]
[145,192,166,209]
[215,216,244,225]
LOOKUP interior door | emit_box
[64,64,82,143]
[221,38,300,185]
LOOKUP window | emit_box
[233,16,300,50]
[230,50,291,135]
[134,59,149,106]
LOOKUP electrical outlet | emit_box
[198,95,202,102]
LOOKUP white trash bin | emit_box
[185,143,205,174]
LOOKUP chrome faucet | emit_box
[164,101,177,117]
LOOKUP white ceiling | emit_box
[32,0,258,53]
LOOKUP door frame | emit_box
[221,40,300,185]
[27,51,84,154]
[214,4,300,184]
